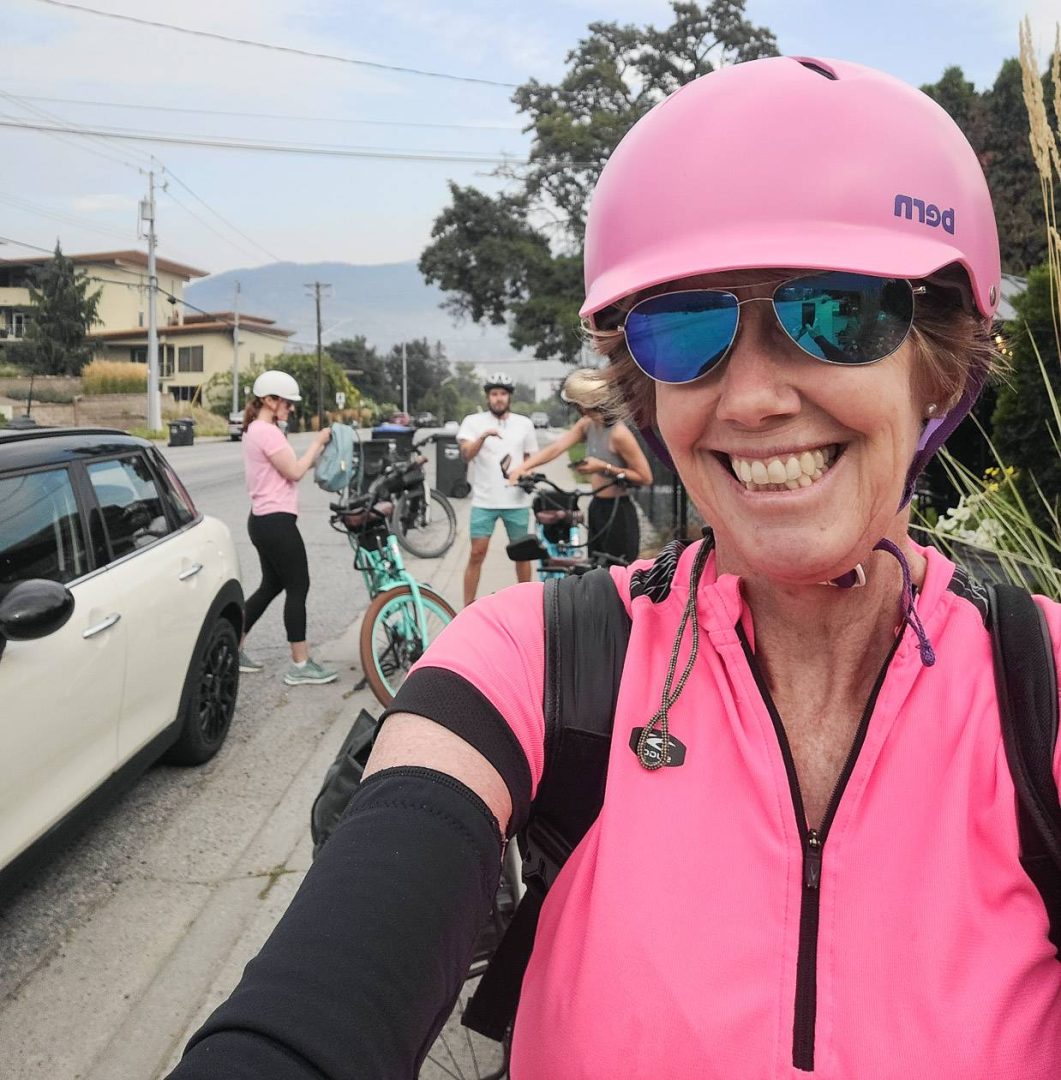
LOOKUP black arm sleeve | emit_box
[166,767,503,1080]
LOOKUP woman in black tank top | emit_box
[506,369,653,563]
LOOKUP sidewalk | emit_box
[143,451,583,1075]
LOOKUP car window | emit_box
[154,455,197,526]
[0,468,88,588]
[87,455,173,561]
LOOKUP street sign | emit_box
[335,392,346,408]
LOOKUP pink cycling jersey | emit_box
[407,539,1061,1079]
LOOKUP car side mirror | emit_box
[0,579,75,660]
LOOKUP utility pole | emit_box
[401,341,408,417]
[139,170,162,431]
[305,280,331,429]
[231,281,241,415]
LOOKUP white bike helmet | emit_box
[252,370,302,402]
[483,372,515,392]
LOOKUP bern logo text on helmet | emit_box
[893,194,955,235]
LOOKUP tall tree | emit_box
[328,336,388,402]
[384,338,450,412]
[420,1,778,363]
[24,243,102,375]
[991,264,1061,524]
[922,59,1058,274]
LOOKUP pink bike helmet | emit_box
[581,56,1002,503]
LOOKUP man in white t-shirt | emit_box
[457,373,539,605]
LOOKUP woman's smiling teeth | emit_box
[728,445,838,492]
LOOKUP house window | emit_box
[131,345,174,376]
[131,347,147,364]
[170,386,196,402]
[249,352,256,365]
[177,345,204,373]
[12,312,26,338]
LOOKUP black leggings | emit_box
[587,495,639,564]
[244,512,310,643]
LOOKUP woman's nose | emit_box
[712,302,802,427]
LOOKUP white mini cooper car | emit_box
[0,427,244,884]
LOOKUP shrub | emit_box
[82,359,148,395]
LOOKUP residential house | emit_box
[93,310,293,402]
[0,249,291,403]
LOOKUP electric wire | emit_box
[0,190,132,242]
[33,0,519,88]
[161,167,283,264]
[0,117,530,163]
[3,93,523,133]
[161,186,273,267]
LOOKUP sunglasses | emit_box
[620,271,924,385]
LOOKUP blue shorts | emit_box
[469,506,530,541]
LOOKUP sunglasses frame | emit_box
[619,272,926,386]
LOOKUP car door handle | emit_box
[83,613,121,639]
[178,563,204,581]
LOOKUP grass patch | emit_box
[2,386,77,403]
[126,426,167,441]
[82,359,148,395]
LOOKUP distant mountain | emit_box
[186,260,524,364]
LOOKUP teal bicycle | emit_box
[330,459,456,706]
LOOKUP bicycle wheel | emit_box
[360,584,457,706]
[394,488,457,558]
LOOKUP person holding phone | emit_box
[507,368,652,563]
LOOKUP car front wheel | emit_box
[164,617,240,765]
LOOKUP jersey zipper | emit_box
[737,624,902,1071]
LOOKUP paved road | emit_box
[0,429,566,1080]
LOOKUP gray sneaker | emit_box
[283,658,338,686]
[239,650,264,673]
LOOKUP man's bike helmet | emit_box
[579,56,1002,501]
[483,372,515,393]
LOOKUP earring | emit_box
[924,403,938,418]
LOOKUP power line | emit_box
[33,0,519,88]
[0,117,530,164]
[0,190,132,241]
[3,92,523,133]
[161,186,272,266]
[161,167,283,264]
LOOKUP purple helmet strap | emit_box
[900,368,985,508]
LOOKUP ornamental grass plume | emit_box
[920,19,1061,598]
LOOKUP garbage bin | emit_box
[371,425,415,457]
[434,433,470,499]
[167,419,195,447]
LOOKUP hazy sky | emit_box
[2,0,1058,278]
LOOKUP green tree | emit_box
[23,243,102,375]
[419,0,778,363]
[266,352,354,427]
[922,59,1059,274]
[328,336,389,402]
[991,264,1061,524]
[384,339,450,412]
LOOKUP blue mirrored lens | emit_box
[773,272,913,365]
[624,291,739,384]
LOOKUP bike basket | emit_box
[533,491,580,544]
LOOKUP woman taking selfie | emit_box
[172,57,1060,1079]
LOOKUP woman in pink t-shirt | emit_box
[239,370,336,686]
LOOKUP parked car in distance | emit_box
[531,411,550,429]
[228,411,243,441]
[414,411,438,427]
[0,427,244,887]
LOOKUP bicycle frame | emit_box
[331,475,434,644]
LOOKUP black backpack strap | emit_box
[463,568,631,1040]
[988,583,1061,956]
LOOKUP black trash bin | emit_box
[434,433,470,498]
[371,425,415,457]
[352,438,397,494]
[168,419,195,447]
